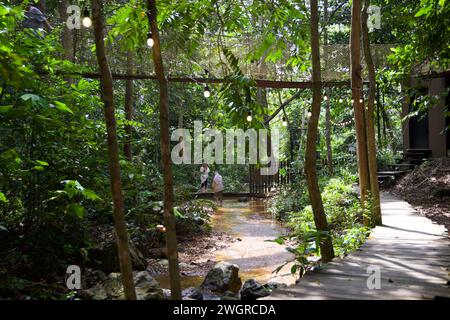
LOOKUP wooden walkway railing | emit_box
[249,161,292,195]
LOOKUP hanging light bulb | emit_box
[203,85,211,98]
[282,116,288,127]
[339,98,343,103]
[246,113,253,122]
[147,32,154,48]
[307,109,312,118]
[82,8,92,28]
[359,98,364,103]
[351,99,354,104]
[324,95,328,101]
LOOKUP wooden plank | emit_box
[263,192,450,300]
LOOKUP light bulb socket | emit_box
[83,7,90,18]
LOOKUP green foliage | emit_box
[388,0,450,76]
[175,199,217,235]
[266,184,308,221]
[271,175,370,277]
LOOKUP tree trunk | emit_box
[350,0,371,224]
[124,51,134,162]
[305,0,334,263]
[362,0,382,225]
[147,0,182,300]
[59,0,74,61]
[91,0,136,300]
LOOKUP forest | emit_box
[0,0,449,301]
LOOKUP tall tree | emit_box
[147,0,182,300]
[124,51,134,162]
[350,0,371,225]
[362,0,382,225]
[305,0,334,263]
[91,0,136,300]
[59,0,74,61]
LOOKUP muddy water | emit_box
[212,199,296,285]
[156,199,296,289]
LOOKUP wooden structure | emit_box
[249,161,292,196]
[265,193,450,300]
[402,70,450,158]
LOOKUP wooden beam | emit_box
[50,71,362,89]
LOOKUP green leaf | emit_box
[173,207,185,218]
[83,188,101,201]
[0,192,7,203]
[414,6,431,17]
[54,101,73,114]
[20,93,41,102]
[68,203,85,219]
[0,105,13,113]
[291,264,298,274]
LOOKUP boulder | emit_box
[88,240,146,273]
[134,271,164,300]
[221,290,240,300]
[97,271,163,300]
[102,273,124,298]
[201,261,242,293]
[83,284,108,300]
[182,287,203,300]
[240,279,272,300]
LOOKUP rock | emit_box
[201,261,242,293]
[102,273,124,298]
[266,279,288,290]
[221,290,240,300]
[83,284,108,300]
[156,259,169,269]
[240,279,272,300]
[134,271,164,300]
[182,287,203,300]
[179,262,196,271]
[162,289,171,300]
[99,271,163,300]
[88,240,146,273]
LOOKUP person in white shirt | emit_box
[212,171,224,206]
[199,163,210,193]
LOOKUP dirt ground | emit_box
[390,158,450,237]
[146,231,236,277]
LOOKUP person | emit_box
[199,163,209,193]
[212,171,224,206]
[22,4,53,34]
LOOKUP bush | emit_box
[174,199,217,235]
[266,184,308,221]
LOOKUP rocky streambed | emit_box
[82,199,297,300]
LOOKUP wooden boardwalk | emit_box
[265,193,450,299]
